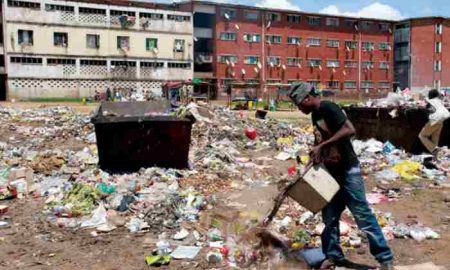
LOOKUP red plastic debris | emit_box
[245,128,257,140]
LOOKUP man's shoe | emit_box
[380,261,394,270]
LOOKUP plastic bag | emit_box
[391,161,421,181]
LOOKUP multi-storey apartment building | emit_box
[394,17,450,91]
[1,0,193,99]
[179,1,394,99]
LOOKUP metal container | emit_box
[343,106,450,153]
[91,101,193,173]
[287,165,340,214]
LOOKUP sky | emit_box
[165,0,450,20]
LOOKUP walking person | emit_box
[419,89,450,153]
[288,82,394,270]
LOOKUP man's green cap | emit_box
[289,82,313,105]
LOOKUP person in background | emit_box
[419,89,450,153]
[106,88,112,102]
[288,82,394,270]
[226,84,232,108]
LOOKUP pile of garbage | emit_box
[353,139,449,185]
[0,104,447,268]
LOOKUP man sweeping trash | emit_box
[285,82,394,270]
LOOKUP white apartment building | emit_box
[2,0,193,99]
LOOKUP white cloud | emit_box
[256,0,301,11]
[319,2,404,21]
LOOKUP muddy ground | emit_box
[0,102,449,270]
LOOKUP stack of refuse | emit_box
[353,139,449,185]
[0,104,446,269]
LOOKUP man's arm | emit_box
[310,120,355,163]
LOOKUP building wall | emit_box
[3,0,194,99]
[440,20,450,88]
[395,17,450,91]
[209,4,394,98]
[410,18,439,90]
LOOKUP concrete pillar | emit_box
[76,58,80,76]
[136,60,141,79]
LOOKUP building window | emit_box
[218,55,238,64]
[168,62,191,69]
[361,21,373,30]
[267,79,282,84]
[244,10,259,20]
[174,39,185,52]
[267,56,281,66]
[117,36,130,50]
[434,60,441,71]
[307,38,321,46]
[54,32,68,47]
[45,4,74,12]
[221,8,236,20]
[287,36,301,45]
[361,81,374,88]
[327,39,339,48]
[167,14,191,21]
[18,30,33,45]
[110,10,136,17]
[86,34,100,49]
[7,0,40,9]
[244,56,259,65]
[47,58,75,65]
[379,62,390,69]
[111,61,136,68]
[287,14,301,23]
[266,12,281,22]
[326,18,339,27]
[344,19,357,29]
[379,23,390,32]
[309,59,322,67]
[308,80,320,87]
[345,41,358,50]
[146,38,158,51]
[79,7,106,15]
[344,60,358,68]
[344,81,357,89]
[327,81,340,89]
[287,57,301,66]
[140,61,164,68]
[140,12,163,20]
[243,33,261,43]
[379,42,391,51]
[378,81,390,89]
[266,35,282,44]
[246,79,260,84]
[434,80,441,89]
[436,42,442,53]
[80,59,106,66]
[362,61,374,69]
[326,60,340,68]
[436,23,443,35]
[219,32,236,41]
[362,42,375,51]
[10,56,42,64]
[307,16,321,26]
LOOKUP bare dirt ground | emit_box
[0,102,449,270]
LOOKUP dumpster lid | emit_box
[91,101,192,124]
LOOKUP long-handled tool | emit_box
[262,162,312,226]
